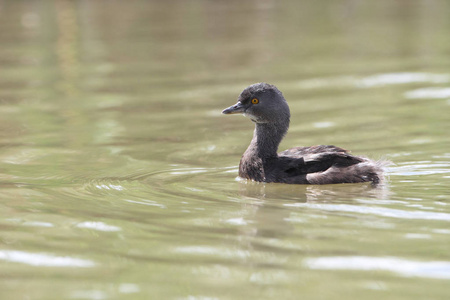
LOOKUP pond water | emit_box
[1,1,450,299]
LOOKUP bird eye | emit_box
[251,98,259,104]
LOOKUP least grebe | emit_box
[222,83,385,185]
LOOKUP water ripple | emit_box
[284,203,450,221]
[304,256,450,279]
[388,161,450,176]
[404,87,450,99]
[356,73,450,87]
[76,221,121,232]
[67,166,239,212]
[0,250,95,267]
[292,72,450,90]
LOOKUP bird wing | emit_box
[278,151,364,177]
[279,145,348,157]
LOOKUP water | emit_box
[1,1,450,299]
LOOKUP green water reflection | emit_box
[1,1,449,299]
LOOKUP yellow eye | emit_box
[251,98,259,104]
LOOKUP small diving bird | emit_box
[222,83,385,185]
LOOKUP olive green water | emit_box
[1,1,450,299]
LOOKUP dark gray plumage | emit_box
[222,83,385,185]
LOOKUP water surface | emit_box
[1,1,449,299]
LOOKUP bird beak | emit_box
[222,102,245,115]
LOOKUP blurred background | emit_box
[0,1,449,299]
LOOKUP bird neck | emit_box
[246,122,288,158]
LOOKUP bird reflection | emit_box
[230,180,390,254]
[238,179,389,202]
